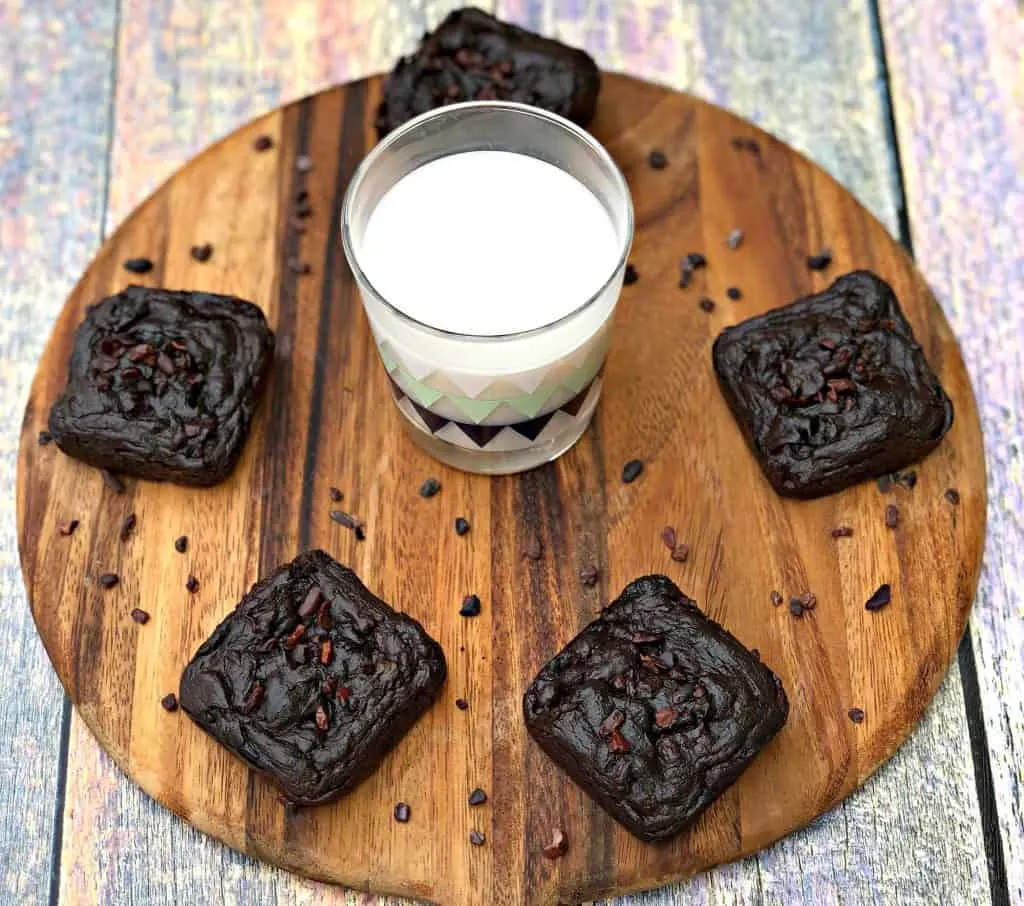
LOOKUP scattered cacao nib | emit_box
[287,258,312,275]
[58,519,79,537]
[242,682,265,714]
[807,249,833,271]
[190,243,213,263]
[295,189,309,205]
[622,459,644,483]
[119,513,137,542]
[730,136,761,154]
[684,253,707,271]
[252,134,273,152]
[460,594,482,617]
[670,543,690,563]
[770,590,784,607]
[468,787,488,806]
[661,526,677,551]
[678,270,692,290]
[726,228,745,250]
[885,504,899,529]
[623,263,639,286]
[394,802,411,823]
[329,509,359,529]
[789,598,804,618]
[831,526,854,538]
[315,703,329,732]
[945,488,961,505]
[607,728,632,753]
[100,469,126,494]
[469,830,486,846]
[186,575,200,593]
[542,828,568,860]
[455,517,470,536]
[174,535,188,554]
[130,608,150,624]
[848,707,865,724]
[522,533,543,561]
[98,573,119,589]
[648,149,668,170]
[455,698,469,711]
[726,287,742,301]
[578,564,599,587]
[598,709,625,738]
[654,707,678,729]
[298,585,322,618]
[876,474,893,493]
[38,430,53,446]
[354,524,366,542]
[798,591,817,611]
[294,201,313,219]
[123,257,154,274]
[329,487,343,502]
[865,583,892,611]
[698,297,716,313]
[419,477,441,498]
[160,693,178,712]
[295,155,314,173]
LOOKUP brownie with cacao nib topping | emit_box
[179,550,447,806]
[376,7,600,138]
[48,285,274,486]
[523,575,788,842]
[712,271,953,498]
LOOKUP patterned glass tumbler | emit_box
[341,101,633,475]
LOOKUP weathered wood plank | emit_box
[46,1,994,905]
[0,2,118,903]
[878,1,1024,902]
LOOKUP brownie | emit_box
[523,575,788,842]
[48,285,274,486]
[712,271,953,498]
[179,550,447,806]
[376,7,600,138]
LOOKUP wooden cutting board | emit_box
[17,74,985,906]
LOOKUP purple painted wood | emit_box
[879,1,1024,901]
[0,2,117,903]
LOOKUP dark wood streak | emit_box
[246,99,312,854]
[297,82,367,553]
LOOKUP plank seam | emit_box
[48,2,123,902]
[46,696,73,906]
[869,2,1010,903]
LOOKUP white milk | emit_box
[360,151,620,337]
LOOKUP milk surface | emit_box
[360,151,620,336]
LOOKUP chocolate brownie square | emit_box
[179,550,447,806]
[712,271,953,498]
[376,7,600,138]
[48,285,274,486]
[523,575,788,842]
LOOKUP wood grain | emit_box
[0,2,118,903]
[18,73,986,906]
[879,1,1024,901]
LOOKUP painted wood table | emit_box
[0,2,1020,905]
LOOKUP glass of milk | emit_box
[341,101,633,474]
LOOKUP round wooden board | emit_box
[18,74,986,906]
